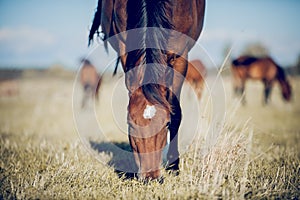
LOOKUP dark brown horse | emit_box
[89,0,205,180]
[185,59,207,99]
[80,59,102,108]
[231,55,292,105]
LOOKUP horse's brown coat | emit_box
[80,60,101,108]
[231,55,292,104]
[89,0,205,180]
[185,59,207,99]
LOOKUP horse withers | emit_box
[231,55,292,105]
[89,0,205,180]
[80,59,102,108]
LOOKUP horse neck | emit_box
[125,0,173,111]
[276,65,291,96]
[276,65,287,84]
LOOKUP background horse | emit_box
[231,55,292,105]
[185,59,207,99]
[89,0,205,180]
[80,59,102,108]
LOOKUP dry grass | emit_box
[0,74,299,199]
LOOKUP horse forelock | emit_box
[89,0,111,52]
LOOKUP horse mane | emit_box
[232,56,258,67]
[88,0,173,109]
[88,0,109,51]
[113,57,120,76]
[89,0,102,45]
[272,59,292,100]
[275,63,287,82]
[125,0,173,110]
[89,0,120,75]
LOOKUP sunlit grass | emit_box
[0,75,299,199]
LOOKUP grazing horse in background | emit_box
[0,80,19,97]
[185,59,207,99]
[80,59,102,108]
[231,55,292,105]
[89,0,205,180]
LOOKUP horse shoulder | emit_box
[170,0,205,50]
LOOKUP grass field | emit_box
[0,72,299,199]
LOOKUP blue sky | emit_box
[0,0,299,69]
[201,0,300,66]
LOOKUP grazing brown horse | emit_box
[0,80,19,97]
[231,55,292,105]
[185,59,207,99]
[89,0,205,180]
[80,59,102,108]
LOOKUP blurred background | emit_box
[1,0,300,139]
[0,0,300,71]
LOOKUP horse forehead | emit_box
[128,94,170,130]
[143,105,156,119]
[129,100,169,120]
